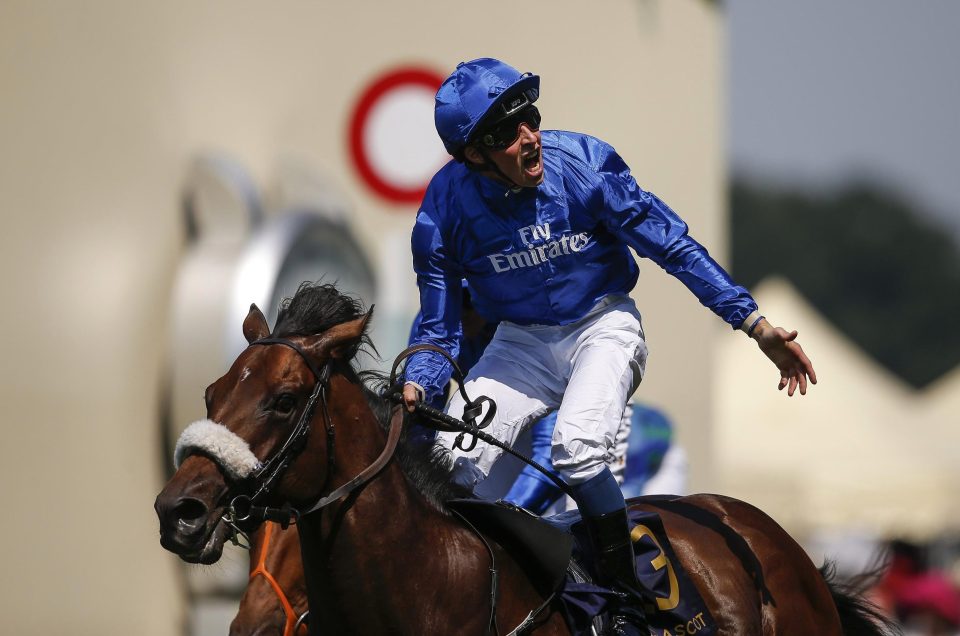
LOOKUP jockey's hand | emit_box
[402,382,423,413]
[751,319,818,397]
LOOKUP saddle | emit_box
[448,498,717,636]
[448,498,573,590]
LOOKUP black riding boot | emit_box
[585,508,651,636]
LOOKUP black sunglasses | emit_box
[478,105,541,150]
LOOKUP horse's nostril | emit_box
[173,497,208,522]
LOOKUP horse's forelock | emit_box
[272,282,371,361]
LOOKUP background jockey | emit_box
[402,58,816,635]
[505,403,686,515]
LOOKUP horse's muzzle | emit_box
[155,493,226,563]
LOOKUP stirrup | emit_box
[605,611,650,636]
[603,582,650,635]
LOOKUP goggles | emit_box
[477,89,540,150]
[478,103,541,150]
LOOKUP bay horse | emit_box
[156,283,897,635]
[230,521,308,636]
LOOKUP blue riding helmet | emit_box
[434,58,540,157]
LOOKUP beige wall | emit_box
[0,1,723,633]
[716,279,960,542]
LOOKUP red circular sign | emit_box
[348,67,447,205]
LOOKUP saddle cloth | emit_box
[550,507,716,636]
[448,499,716,636]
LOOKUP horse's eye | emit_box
[274,394,297,415]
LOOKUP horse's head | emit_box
[155,288,372,564]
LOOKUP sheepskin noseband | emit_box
[174,419,263,481]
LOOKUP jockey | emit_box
[402,58,816,635]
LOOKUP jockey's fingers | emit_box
[793,346,814,372]
[788,374,799,397]
[784,329,798,342]
[802,358,817,384]
[798,372,808,396]
[791,345,817,384]
[779,376,788,391]
[401,385,421,412]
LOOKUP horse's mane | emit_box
[273,282,466,511]
[360,374,470,511]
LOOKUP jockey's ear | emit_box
[243,304,270,344]
[306,307,374,361]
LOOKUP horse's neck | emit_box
[302,374,452,545]
[296,377,483,631]
[297,487,470,634]
[245,521,307,615]
[255,521,305,592]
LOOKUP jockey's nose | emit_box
[518,123,538,145]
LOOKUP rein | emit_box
[390,343,498,451]
[249,521,309,636]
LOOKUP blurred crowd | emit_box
[869,539,960,636]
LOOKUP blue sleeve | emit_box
[407,311,423,346]
[405,207,464,403]
[593,146,757,329]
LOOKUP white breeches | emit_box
[439,294,647,486]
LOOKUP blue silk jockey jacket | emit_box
[406,130,757,403]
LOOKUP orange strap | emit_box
[250,522,304,636]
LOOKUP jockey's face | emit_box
[465,123,543,188]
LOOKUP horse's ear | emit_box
[243,304,270,344]
[309,306,374,360]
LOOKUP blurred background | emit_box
[1,1,957,634]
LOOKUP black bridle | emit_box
[224,337,336,535]
[223,336,406,542]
